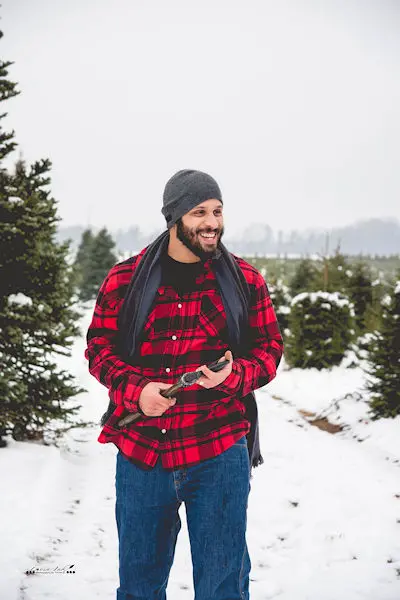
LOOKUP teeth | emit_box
[200,233,216,238]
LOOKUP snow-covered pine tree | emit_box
[0,157,86,442]
[79,227,117,302]
[365,278,400,419]
[284,291,355,369]
[0,36,84,444]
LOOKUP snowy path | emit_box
[1,321,400,600]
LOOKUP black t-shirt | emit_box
[161,253,205,297]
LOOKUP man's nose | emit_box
[203,214,219,229]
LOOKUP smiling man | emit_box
[85,169,284,600]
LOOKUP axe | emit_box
[115,358,230,429]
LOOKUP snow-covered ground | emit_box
[1,309,399,600]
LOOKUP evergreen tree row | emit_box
[264,250,400,420]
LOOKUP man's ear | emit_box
[169,223,177,238]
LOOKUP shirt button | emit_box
[172,335,177,340]
[161,429,167,434]
[178,303,182,309]
[165,368,171,373]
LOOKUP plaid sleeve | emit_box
[84,265,150,413]
[215,270,284,398]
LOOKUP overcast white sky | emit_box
[2,0,399,236]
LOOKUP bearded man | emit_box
[85,169,284,600]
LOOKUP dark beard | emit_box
[176,218,224,262]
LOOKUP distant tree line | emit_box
[57,218,400,257]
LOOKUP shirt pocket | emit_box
[198,293,229,347]
[142,292,199,342]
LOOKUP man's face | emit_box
[176,199,224,261]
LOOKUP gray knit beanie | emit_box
[161,169,223,229]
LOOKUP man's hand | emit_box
[196,351,233,389]
[138,382,176,417]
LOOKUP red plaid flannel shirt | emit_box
[85,248,284,470]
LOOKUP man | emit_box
[85,169,284,600]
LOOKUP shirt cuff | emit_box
[213,362,243,397]
[123,377,150,413]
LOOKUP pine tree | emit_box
[289,257,320,296]
[346,261,374,335]
[72,227,94,289]
[79,227,117,302]
[0,35,85,444]
[267,277,291,341]
[363,276,385,332]
[284,291,355,369]
[0,158,86,442]
[0,38,19,446]
[316,238,350,294]
[323,251,350,293]
[365,278,400,419]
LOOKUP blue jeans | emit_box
[115,436,252,600]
